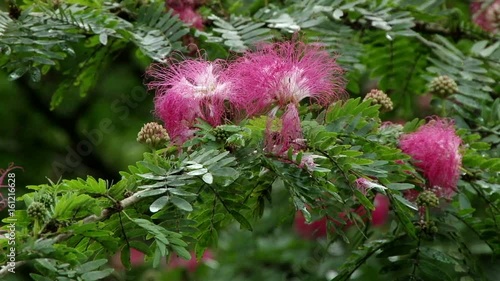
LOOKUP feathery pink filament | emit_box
[148,59,232,144]
[471,0,500,33]
[265,104,304,154]
[230,40,346,118]
[399,118,462,199]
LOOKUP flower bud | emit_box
[213,126,231,142]
[416,190,440,207]
[27,202,47,219]
[363,89,393,111]
[429,75,457,98]
[137,122,170,148]
[38,194,54,209]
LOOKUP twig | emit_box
[0,189,148,277]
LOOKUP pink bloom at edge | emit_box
[148,59,233,144]
[294,195,390,240]
[166,0,205,30]
[294,211,328,239]
[399,118,462,199]
[372,194,390,226]
[168,250,214,272]
[471,0,500,33]
[230,40,346,117]
[111,248,145,269]
[265,104,304,154]
[175,7,204,30]
[0,163,22,211]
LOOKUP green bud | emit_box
[137,122,170,148]
[429,75,457,98]
[27,202,47,219]
[363,89,393,112]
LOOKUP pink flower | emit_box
[174,7,204,30]
[0,163,22,211]
[471,0,500,33]
[230,40,346,117]
[372,194,390,226]
[168,250,214,272]
[166,0,205,30]
[399,118,462,199]
[355,178,387,194]
[294,211,328,239]
[148,59,233,144]
[265,105,304,154]
[165,0,202,10]
[111,248,145,269]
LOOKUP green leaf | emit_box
[172,245,191,260]
[137,173,168,180]
[211,167,238,177]
[139,161,167,175]
[81,269,114,281]
[35,259,58,272]
[76,259,108,274]
[202,173,213,184]
[387,183,415,191]
[54,193,96,219]
[8,67,29,80]
[393,194,418,211]
[150,196,170,213]
[168,188,197,197]
[230,210,253,230]
[137,188,168,197]
[99,33,108,45]
[120,246,131,270]
[420,247,458,265]
[187,168,208,176]
[170,196,193,212]
[30,274,53,281]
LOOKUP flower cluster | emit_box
[429,75,458,98]
[363,89,393,112]
[416,190,440,207]
[294,194,390,240]
[148,59,233,144]
[111,248,214,272]
[166,0,204,30]
[137,122,170,147]
[0,163,22,211]
[471,0,500,34]
[148,40,346,163]
[27,202,47,219]
[230,40,345,160]
[230,41,346,116]
[399,118,462,199]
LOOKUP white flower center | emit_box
[182,64,229,99]
[279,67,311,103]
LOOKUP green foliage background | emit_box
[0,0,499,280]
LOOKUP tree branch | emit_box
[0,189,148,277]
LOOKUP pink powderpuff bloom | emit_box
[230,40,346,117]
[265,104,304,154]
[166,1,205,30]
[372,194,390,226]
[176,7,204,30]
[168,250,214,272]
[111,248,145,270]
[471,0,500,33]
[355,178,387,194]
[165,0,202,10]
[0,163,22,211]
[399,118,462,199]
[148,59,233,144]
[294,211,328,239]
[294,196,389,240]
